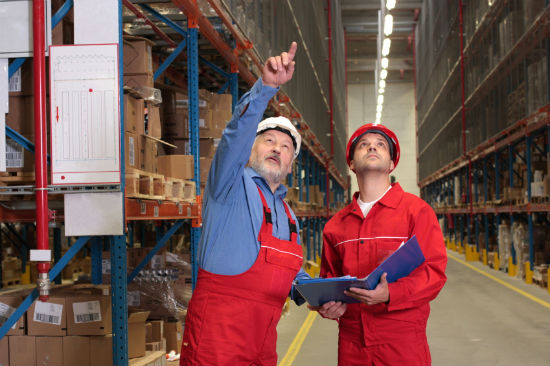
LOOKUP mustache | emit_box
[265,153,281,164]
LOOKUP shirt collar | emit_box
[345,182,404,218]
[246,167,288,198]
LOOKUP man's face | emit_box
[350,132,394,174]
[249,129,295,186]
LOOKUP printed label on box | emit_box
[8,68,21,92]
[6,138,24,168]
[129,136,135,166]
[102,259,111,274]
[73,300,102,323]
[127,291,140,307]
[0,302,17,329]
[34,301,63,325]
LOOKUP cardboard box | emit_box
[146,104,162,138]
[63,336,90,366]
[145,322,153,342]
[128,311,150,358]
[211,109,232,130]
[164,321,183,353]
[124,95,145,134]
[27,297,67,336]
[0,336,9,366]
[0,295,26,335]
[125,132,140,169]
[10,335,36,366]
[140,136,158,173]
[8,60,33,96]
[124,73,154,89]
[89,335,113,366]
[200,157,213,183]
[123,39,153,75]
[6,95,34,134]
[157,155,194,180]
[146,341,161,351]
[65,292,112,336]
[150,320,164,342]
[36,336,63,366]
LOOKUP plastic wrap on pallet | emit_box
[498,223,512,270]
[135,86,162,105]
[512,221,528,279]
[128,252,192,319]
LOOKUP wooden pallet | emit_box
[2,278,21,287]
[531,196,549,204]
[126,169,165,200]
[0,171,36,185]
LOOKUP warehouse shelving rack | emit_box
[0,0,349,364]
[416,0,550,288]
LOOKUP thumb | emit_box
[380,273,388,283]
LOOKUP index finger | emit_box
[287,42,298,62]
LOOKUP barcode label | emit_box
[34,301,63,325]
[6,138,24,168]
[102,259,111,274]
[127,291,140,307]
[73,301,102,324]
[9,68,21,92]
[0,302,17,329]
[129,136,135,166]
[151,254,163,269]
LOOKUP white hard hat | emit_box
[256,116,301,159]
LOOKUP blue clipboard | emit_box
[294,235,425,306]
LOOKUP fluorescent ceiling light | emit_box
[379,79,386,89]
[382,38,391,56]
[378,87,385,94]
[380,69,388,80]
[377,94,384,105]
[376,104,383,112]
[384,15,393,36]
[381,57,389,69]
[386,0,396,10]
[376,111,382,119]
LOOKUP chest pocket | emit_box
[263,241,303,271]
[375,238,407,266]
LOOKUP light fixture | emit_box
[384,14,393,36]
[381,57,389,69]
[377,94,384,105]
[380,69,388,80]
[382,38,391,56]
[379,79,386,89]
[376,111,382,119]
[386,0,396,10]
[378,87,385,94]
[376,104,383,112]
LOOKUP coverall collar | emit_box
[346,182,404,218]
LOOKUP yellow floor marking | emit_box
[278,311,317,366]
[448,251,550,309]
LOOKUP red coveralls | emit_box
[321,183,447,366]
[180,188,303,366]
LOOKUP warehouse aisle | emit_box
[277,249,550,366]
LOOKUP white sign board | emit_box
[64,192,124,236]
[0,58,7,172]
[74,0,119,45]
[49,44,120,185]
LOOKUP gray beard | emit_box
[250,158,285,186]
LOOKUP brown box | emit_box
[0,336,9,366]
[145,322,153,342]
[6,95,34,134]
[200,157,213,183]
[0,295,26,335]
[164,321,183,354]
[63,336,90,366]
[124,95,145,134]
[128,311,149,359]
[123,39,153,75]
[125,132,140,169]
[146,104,162,138]
[89,335,113,366]
[10,335,36,366]
[65,292,112,336]
[36,336,63,366]
[157,155,194,180]
[27,296,67,336]
[124,73,154,89]
[8,60,33,96]
[150,320,164,342]
[140,136,158,173]
[211,109,232,130]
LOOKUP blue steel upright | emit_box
[188,16,201,290]
[111,235,128,366]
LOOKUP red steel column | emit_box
[326,0,334,218]
[33,0,50,301]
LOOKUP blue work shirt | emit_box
[198,78,310,302]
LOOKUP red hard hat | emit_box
[346,123,400,168]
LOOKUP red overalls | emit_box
[180,187,303,366]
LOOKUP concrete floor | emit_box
[276,249,550,366]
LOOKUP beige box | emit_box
[200,157,213,183]
[65,292,112,336]
[128,311,150,359]
[36,336,63,366]
[157,155,194,180]
[164,321,183,354]
[146,104,162,138]
[10,335,36,366]
[0,336,9,366]
[124,73,154,89]
[63,336,90,366]
[27,296,67,336]
[123,39,153,74]
[90,335,113,366]
[150,320,164,342]
[0,295,26,335]
[140,136,158,173]
[124,94,145,134]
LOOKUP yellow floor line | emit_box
[448,251,550,309]
[278,311,317,366]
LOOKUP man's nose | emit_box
[368,144,376,151]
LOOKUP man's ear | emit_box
[350,159,355,172]
[390,160,395,172]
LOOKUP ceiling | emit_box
[341,0,422,84]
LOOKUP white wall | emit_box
[347,82,419,196]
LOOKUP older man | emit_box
[180,42,310,366]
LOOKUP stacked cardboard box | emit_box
[123,37,154,90]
